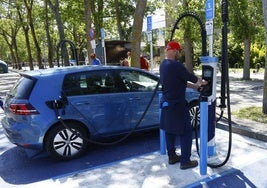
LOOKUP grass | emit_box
[233,106,267,124]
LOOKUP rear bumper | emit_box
[1,117,43,151]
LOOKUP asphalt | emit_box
[0,68,267,187]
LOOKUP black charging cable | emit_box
[52,80,160,146]
[193,86,232,168]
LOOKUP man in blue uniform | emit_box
[160,40,206,170]
[90,53,102,65]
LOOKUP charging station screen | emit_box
[203,69,212,78]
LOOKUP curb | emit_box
[217,116,267,142]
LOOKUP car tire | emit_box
[189,101,200,130]
[45,122,89,160]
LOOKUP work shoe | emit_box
[180,160,198,170]
[168,154,180,165]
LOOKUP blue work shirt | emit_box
[91,58,102,65]
[159,59,198,135]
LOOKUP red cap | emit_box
[166,41,182,51]
[90,53,96,58]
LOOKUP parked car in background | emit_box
[0,97,3,109]
[1,66,200,160]
[0,60,8,73]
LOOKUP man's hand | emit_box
[197,78,208,87]
[196,78,208,92]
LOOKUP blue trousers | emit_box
[165,127,193,164]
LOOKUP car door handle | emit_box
[129,97,141,101]
[75,102,90,105]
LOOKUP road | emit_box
[0,72,20,98]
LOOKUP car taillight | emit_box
[9,103,39,115]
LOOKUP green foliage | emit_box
[103,0,136,40]
[250,44,265,68]
[229,0,264,46]
[233,106,267,124]
[142,29,159,55]
[0,0,266,69]
[228,35,244,68]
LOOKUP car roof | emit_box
[20,65,158,78]
[0,60,7,65]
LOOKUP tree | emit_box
[89,0,104,40]
[114,0,124,40]
[23,0,43,69]
[84,0,93,63]
[44,0,54,68]
[131,0,147,68]
[230,0,261,80]
[16,1,34,70]
[262,0,267,114]
[47,0,69,66]
[0,1,21,69]
[111,0,136,40]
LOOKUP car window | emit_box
[119,70,158,92]
[7,75,35,99]
[62,70,126,96]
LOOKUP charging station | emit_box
[159,0,231,176]
[199,56,218,175]
[200,56,218,155]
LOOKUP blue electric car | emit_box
[1,66,200,160]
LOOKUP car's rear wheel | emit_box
[189,101,200,130]
[45,122,89,160]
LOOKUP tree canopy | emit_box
[0,0,265,71]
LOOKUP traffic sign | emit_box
[205,0,214,20]
[205,20,214,36]
[147,31,152,42]
[147,16,152,31]
[100,28,105,39]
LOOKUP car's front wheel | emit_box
[45,122,89,160]
[189,101,200,130]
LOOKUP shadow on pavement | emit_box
[189,168,257,188]
[0,131,159,185]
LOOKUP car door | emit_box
[117,69,160,130]
[62,70,133,137]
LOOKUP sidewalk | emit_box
[217,70,267,142]
[2,129,266,188]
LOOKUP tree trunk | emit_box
[2,33,16,68]
[24,0,43,69]
[48,0,69,66]
[262,0,267,114]
[16,6,34,70]
[131,0,147,68]
[45,0,54,68]
[184,36,194,73]
[12,35,21,70]
[183,0,193,73]
[243,38,251,80]
[89,0,104,39]
[24,28,34,70]
[115,0,124,40]
[84,0,93,61]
